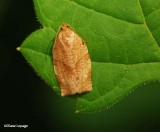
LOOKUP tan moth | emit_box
[53,24,92,96]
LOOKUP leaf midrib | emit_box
[21,47,160,65]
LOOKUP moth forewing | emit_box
[53,24,92,96]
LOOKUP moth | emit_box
[53,24,92,96]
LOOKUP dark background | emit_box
[1,0,160,131]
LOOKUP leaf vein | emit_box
[68,0,142,25]
[145,7,160,17]
[138,0,160,49]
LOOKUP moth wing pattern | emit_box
[53,24,92,96]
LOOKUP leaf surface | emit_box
[19,0,160,112]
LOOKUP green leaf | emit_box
[18,0,160,112]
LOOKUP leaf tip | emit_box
[16,47,21,51]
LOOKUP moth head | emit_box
[61,24,70,30]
